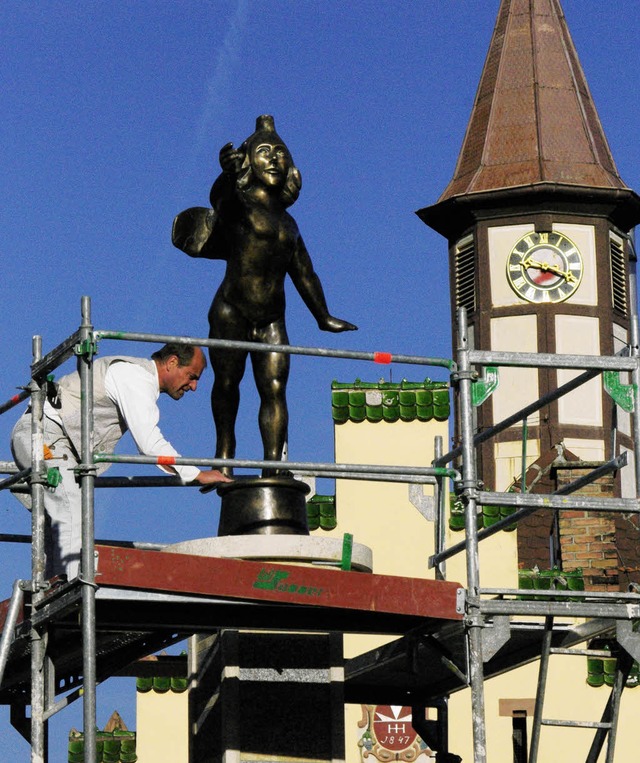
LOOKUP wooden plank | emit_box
[95,545,462,622]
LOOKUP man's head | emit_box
[152,343,207,400]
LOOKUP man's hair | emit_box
[151,343,205,367]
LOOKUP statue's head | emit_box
[237,115,302,206]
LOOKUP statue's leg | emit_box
[210,346,247,476]
[209,296,249,476]
[251,321,290,476]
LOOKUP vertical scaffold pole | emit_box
[456,308,487,762]
[30,335,48,763]
[630,314,640,502]
[627,240,640,504]
[433,435,446,580]
[79,297,97,763]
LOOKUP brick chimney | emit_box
[515,446,640,593]
[555,467,618,592]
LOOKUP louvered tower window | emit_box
[610,232,628,316]
[454,234,476,314]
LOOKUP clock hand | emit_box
[522,255,555,271]
[521,256,575,283]
[521,255,547,270]
[539,262,577,282]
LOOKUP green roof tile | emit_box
[332,379,449,423]
[349,390,366,406]
[307,495,337,531]
[152,676,171,693]
[69,729,137,763]
[135,676,153,692]
[366,404,383,422]
[136,664,188,695]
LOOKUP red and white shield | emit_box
[373,705,418,752]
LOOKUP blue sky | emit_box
[1,1,639,759]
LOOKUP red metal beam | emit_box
[95,545,462,621]
[0,597,23,632]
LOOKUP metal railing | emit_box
[0,295,456,763]
[2,296,640,763]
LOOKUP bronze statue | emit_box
[172,115,357,477]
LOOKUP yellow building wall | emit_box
[449,656,640,763]
[333,418,444,578]
[330,403,640,763]
[326,415,452,761]
[136,689,188,763]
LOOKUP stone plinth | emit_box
[167,534,373,573]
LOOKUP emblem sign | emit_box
[358,705,426,762]
[374,706,417,752]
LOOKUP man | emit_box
[11,343,231,579]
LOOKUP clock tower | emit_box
[418,0,640,504]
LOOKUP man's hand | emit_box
[196,469,233,485]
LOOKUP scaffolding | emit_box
[0,295,639,763]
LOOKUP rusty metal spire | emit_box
[439,0,627,203]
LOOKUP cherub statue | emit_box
[172,115,357,476]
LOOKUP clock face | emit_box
[506,231,583,304]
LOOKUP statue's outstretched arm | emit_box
[289,236,357,333]
[172,144,241,260]
[219,142,243,175]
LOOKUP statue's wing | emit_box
[171,207,226,259]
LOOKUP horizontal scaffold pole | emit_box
[94,329,455,370]
[468,348,636,372]
[430,454,631,567]
[5,469,442,491]
[436,367,600,466]
[92,453,459,482]
[480,598,640,620]
[480,588,640,603]
[0,533,166,551]
[0,468,31,492]
[475,491,638,513]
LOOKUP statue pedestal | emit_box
[189,630,345,763]
[172,476,372,763]
[167,521,373,763]
[216,475,310,536]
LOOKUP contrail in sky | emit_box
[194,0,249,162]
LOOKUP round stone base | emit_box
[166,535,373,573]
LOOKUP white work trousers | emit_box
[11,412,82,579]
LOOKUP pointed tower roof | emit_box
[443,0,625,198]
[418,0,640,238]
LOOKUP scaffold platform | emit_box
[0,544,463,705]
[3,298,640,763]
[344,616,615,705]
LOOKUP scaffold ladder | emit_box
[528,615,633,763]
